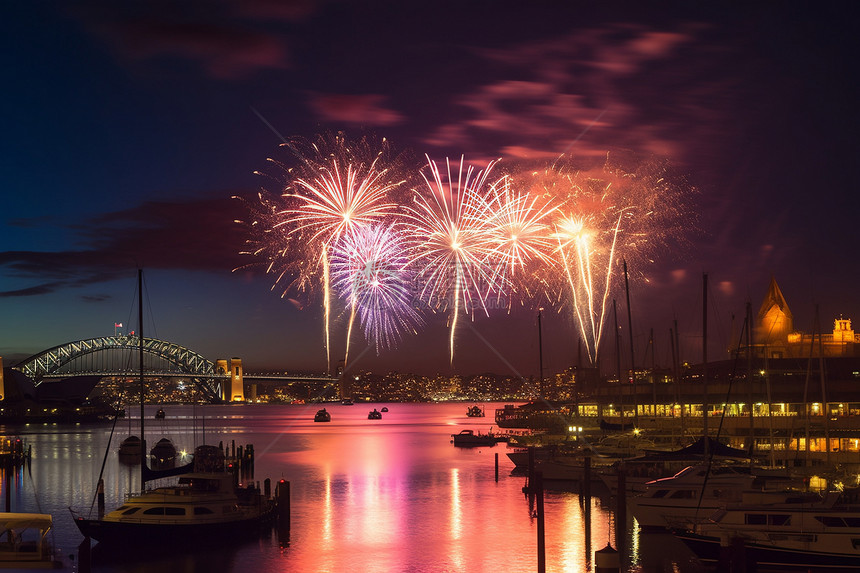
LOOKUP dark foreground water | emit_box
[2,403,704,572]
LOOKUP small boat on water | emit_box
[150,437,177,470]
[0,512,63,568]
[380,407,389,413]
[466,405,485,417]
[118,435,142,461]
[314,408,331,422]
[451,429,498,447]
[155,408,166,419]
[341,398,354,406]
[368,409,382,420]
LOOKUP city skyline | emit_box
[2,2,858,379]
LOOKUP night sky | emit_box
[2,1,858,380]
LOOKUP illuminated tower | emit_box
[755,277,793,352]
[229,358,245,402]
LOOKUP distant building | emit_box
[749,276,858,359]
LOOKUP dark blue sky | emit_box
[2,1,858,378]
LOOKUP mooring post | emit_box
[97,478,105,518]
[536,471,545,573]
[495,452,499,482]
[615,465,626,554]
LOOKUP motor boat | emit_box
[451,429,497,447]
[155,408,166,419]
[314,408,331,422]
[368,409,382,420]
[674,489,860,570]
[628,463,759,530]
[0,512,63,568]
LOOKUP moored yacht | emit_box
[674,489,860,570]
[629,463,758,529]
[72,445,279,545]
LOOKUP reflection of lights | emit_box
[450,468,461,539]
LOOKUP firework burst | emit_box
[513,154,691,365]
[244,133,406,372]
[330,223,423,356]
[403,155,508,363]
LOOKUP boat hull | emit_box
[74,510,276,545]
[675,530,860,571]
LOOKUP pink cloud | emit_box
[307,93,404,126]
[119,21,289,79]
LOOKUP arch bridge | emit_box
[13,336,229,402]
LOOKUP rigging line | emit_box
[694,312,749,521]
[89,414,120,518]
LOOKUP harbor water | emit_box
[1,403,704,572]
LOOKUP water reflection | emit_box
[2,403,704,572]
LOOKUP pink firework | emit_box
[251,133,406,372]
[403,155,508,363]
[330,223,423,355]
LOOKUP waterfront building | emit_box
[580,277,860,472]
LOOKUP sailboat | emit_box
[71,269,280,546]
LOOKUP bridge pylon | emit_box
[218,358,245,402]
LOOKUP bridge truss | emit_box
[14,336,225,402]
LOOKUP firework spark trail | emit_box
[240,139,693,370]
[330,223,422,355]
[515,155,690,365]
[250,134,405,372]
[482,175,558,308]
[404,155,508,363]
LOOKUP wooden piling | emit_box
[97,479,105,518]
[536,471,545,573]
[615,465,627,553]
[495,453,499,482]
[277,479,291,530]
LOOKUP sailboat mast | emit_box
[624,260,638,426]
[538,309,544,400]
[702,273,709,456]
[139,269,146,482]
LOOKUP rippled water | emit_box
[1,403,703,572]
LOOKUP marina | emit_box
[1,402,708,572]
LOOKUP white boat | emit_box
[0,513,62,569]
[628,463,759,529]
[674,489,860,570]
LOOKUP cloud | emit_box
[77,3,296,79]
[0,195,249,297]
[421,21,743,170]
[307,93,405,126]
